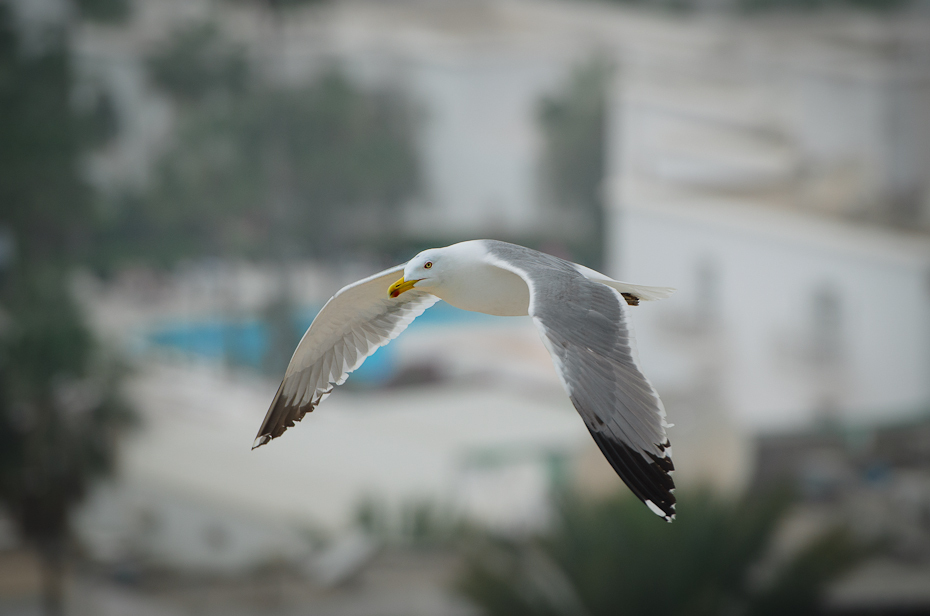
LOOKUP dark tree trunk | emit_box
[39,538,65,616]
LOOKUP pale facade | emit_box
[604,11,930,442]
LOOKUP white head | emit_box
[387,241,490,299]
[385,240,527,316]
[388,247,447,298]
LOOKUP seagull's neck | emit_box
[433,242,530,317]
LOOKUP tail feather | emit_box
[572,263,675,303]
[609,281,676,302]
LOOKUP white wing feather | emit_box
[253,264,439,448]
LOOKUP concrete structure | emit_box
[602,8,930,492]
[615,199,930,432]
[607,14,930,229]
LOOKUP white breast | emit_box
[433,255,530,317]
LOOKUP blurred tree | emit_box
[538,59,610,269]
[94,22,421,371]
[0,270,132,616]
[146,23,248,104]
[458,490,862,616]
[76,0,131,24]
[0,5,133,615]
[354,496,459,547]
[0,17,91,267]
[94,24,420,268]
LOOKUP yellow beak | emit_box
[388,277,420,298]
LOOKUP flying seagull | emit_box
[253,240,677,520]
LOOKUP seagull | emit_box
[253,240,677,520]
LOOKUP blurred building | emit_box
[752,415,930,614]
[597,13,930,612]
[603,9,930,491]
[75,0,604,240]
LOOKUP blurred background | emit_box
[1,0,929,614]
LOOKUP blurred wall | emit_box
[605,12,930,447]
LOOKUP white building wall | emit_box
[327,4,597,240]
[404,48,566,237]
[604,11,930,439]
[616,199,930,432]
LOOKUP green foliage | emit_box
[1,269,92,387]
[538,60,610,268]
[75,89,121,149]
[0,9,92,266]
[0,267,133,545]
[146,23,248,103]
[747,526,863,616]
[76,0,132,24]
[0,6,133,599]
[458,490,862,616]
[100,48,420,266]
[353,496,461,547]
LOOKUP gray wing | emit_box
[253,264,440,449]
[483,241,675,520]
[533,274,675,519]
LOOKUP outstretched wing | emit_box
[532,279,676,520]
[484,243,675,520]
[253,264,440,449]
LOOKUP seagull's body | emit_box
[253,240,677,520]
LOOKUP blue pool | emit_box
[143,301,498,384]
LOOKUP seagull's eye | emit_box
[424,261,432,269]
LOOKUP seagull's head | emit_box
[388,249,445,298]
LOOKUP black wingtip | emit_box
[251,434,271,450]
[589,431,676,520]
[645,499,676,522]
